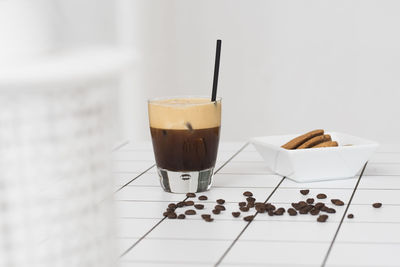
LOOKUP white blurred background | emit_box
[2,0,400,143]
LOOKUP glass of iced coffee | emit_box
[148,96,221,193]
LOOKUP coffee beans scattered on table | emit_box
[372,203,382,208]
[300,189,310,195]
[162,190,382,223]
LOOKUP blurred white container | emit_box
[0,0,53,65]
[0,48,133,267]
[252,132,379,182]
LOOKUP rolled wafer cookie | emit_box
[313,141,338,148]
[281,129,324,150]
[297,134,332,149]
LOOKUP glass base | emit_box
[157,167,214,193]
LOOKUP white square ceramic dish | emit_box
[251,132,379,182]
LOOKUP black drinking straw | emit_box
[211,39,222,102]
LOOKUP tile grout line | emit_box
[119,142,249,258]
[114,164,156,193]
[320,162,368,267]
[119,184,400,191]
[112,140,130,152]
[214,176,286,267]
[119,195,189,258]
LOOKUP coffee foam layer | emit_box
[148,97,221,130]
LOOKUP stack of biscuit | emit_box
[281,129,338,150]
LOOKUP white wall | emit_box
[116,1,400,144]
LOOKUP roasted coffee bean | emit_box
[185,209,196,215]
[331,199,344,206]
[177,202,185,208]
[168,213,177,219]
[347,214,354,219]
[310,209,320,216]
[298,201,308,208]
[163,211,170,216]
[177,214,186,219]
[323,207,336,214]
[194,204,204,210]
[204,217,214,222]
[247,202,255,208]
[243,215,254,222]
[255,205,266,213]
[317,193,327,199]
[198,195,208,201]
[246,197,256,203]
[300,189,310,195]
[373,203,382,208]
[215,205,225,211]
[291,203,300,210]
[317,214,328,222]
[239,202,247,207]
[212,209,220,215]
[299,205,313,214]
[243,191,253,197]
[216,199,225,204]
[255,203,266,210]
[321,206,329,212]
[306,198,315,204]
[185,201,194,206]
[166,208,176,212]
[314,202,325,210]
[232,212,241,217]
[201,214,211,219]
[288,208,297,216]
[168,203,177,209]
[186,193,196,198]
[274,208,285,215]
[240,206,249,212]
[266,204,276,211]
[268,210,274,216]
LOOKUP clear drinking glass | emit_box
[148,96,221,193]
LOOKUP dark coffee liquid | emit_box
[150,127,220,171]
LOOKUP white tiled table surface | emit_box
[112,142,400,267]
